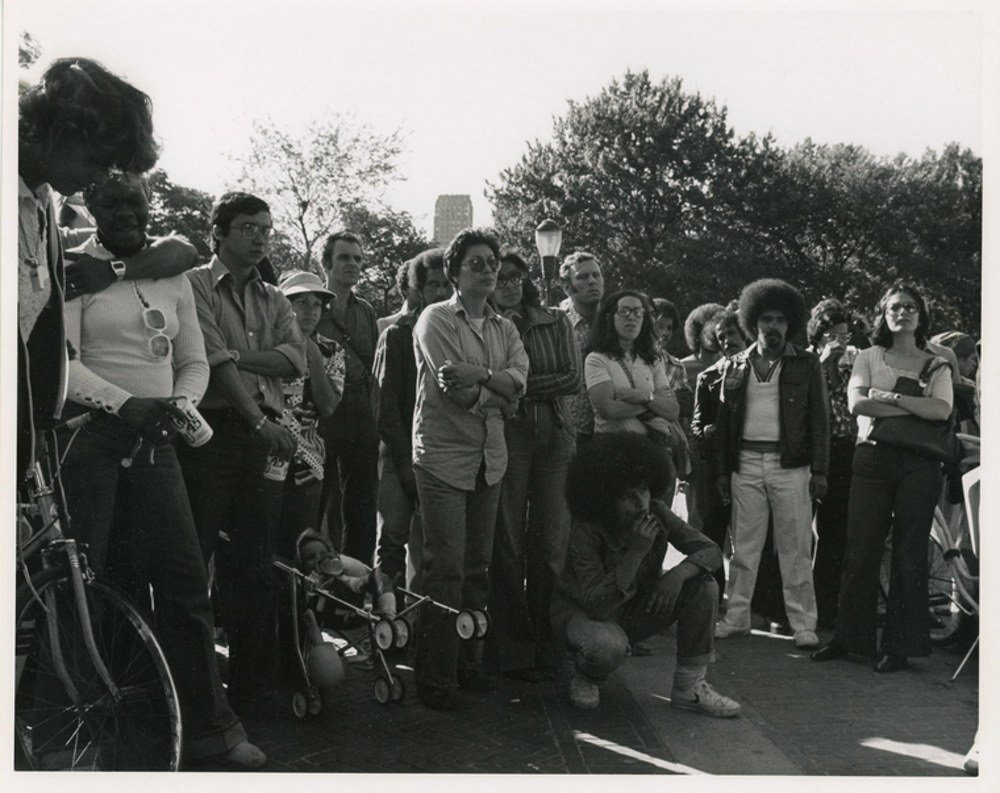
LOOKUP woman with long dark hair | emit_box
[813,283,953,672]
[584,290,680,498]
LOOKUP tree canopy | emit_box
[487,70,981,336]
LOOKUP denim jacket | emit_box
[714,343,830,477]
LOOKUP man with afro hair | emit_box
[552,432,740,717]
[712,279,829,650]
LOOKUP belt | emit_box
[740,439,780,453]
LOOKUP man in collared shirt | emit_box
[712,279,829,651]
[557,251,604,446]
[412,229,529,711]
[315,231,380,564]
[178,192,304,718]
[373,249,452,590]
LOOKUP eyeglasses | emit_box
[821,331,850,343]
[232,222,273,241]
[615,306,647,320]
[496,271,527,289]
[463,255,500,273]
[886,302,919,315]
[142,307,172,358]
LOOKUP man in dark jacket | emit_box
[373,248,452,587]
[712,279,829,650]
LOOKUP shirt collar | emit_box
[209,254,264,291]
[446,292,501,321]
[19,176,50,204]
[559,298,587,328]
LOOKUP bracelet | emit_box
[480,367,493,385]
[250,415,268,435]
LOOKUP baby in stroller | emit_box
[295,529,397,620]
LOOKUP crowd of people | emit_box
[17,58,980,769]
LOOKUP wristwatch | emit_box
[647,392,655,403]
[480,367,493,385]
[228,349,241,364]
[110,259,127,281]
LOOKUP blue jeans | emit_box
[564,575,718,682]
[490,402,574,672]
[61,416,245,759]
[414,465,500,693]
[176,408,284,701]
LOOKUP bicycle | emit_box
[14,414,182,771]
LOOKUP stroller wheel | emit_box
[455,611,476,640]
[472,610,490,638]
[392,617,411,648]
[292,691,308,719]
[373,676,392,705]
[391,676,406,703]
[307,687,323,716]
[374,618,396,651]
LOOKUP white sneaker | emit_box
[714,621,750,639]
[794,629,819,650]
[569,670,600,709]
[671,680,741,718]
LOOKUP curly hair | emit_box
[712,306,744,339]
[737,279,807,341]
[565,433,671,525]
[494,249,541,307]
[587,290,659,365]
[407,247,445,292]
[443,227,500,284]
[210,192,270,253]
[559,251,600,284]
[871,282,930,349]
[683,303,725,353]
[321,231,365,271]
[806,305,850,347]
[20,58,158,173]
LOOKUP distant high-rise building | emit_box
[433,195,473,246]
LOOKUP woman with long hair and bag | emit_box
[812,283,955,673]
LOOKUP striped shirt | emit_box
[516,304,582,405]
[559,298,596,435]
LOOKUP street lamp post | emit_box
[535,219,563,307]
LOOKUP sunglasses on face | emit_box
[496,271,527,288]
[615,306,646,320]
[142,307,172,359]
[463,255,500,273]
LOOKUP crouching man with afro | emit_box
[550,432,741,717]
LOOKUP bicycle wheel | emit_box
[15,570,182,770]
[927,537,962,645]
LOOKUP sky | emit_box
[9,0,985,240]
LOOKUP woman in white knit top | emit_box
[59,172,263,766]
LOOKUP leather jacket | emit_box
[714,344,830,477]
[690,357,727,462]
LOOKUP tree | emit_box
[146,169,215,259]
[231,116,404,271]
[488,70,981,335]
[19,32,42,69]
[342,203,433,315]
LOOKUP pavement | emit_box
[192,615,980,777]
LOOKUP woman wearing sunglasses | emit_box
[59,171,266,767]
[487,250,581,682]
[812,283,953,674]
[584,290,681,499]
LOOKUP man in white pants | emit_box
[712,279,829,650]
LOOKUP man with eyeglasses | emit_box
[177,191,305,719]
[557,251,604,446]
[712,279,829,651]
[314,231,381,565]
